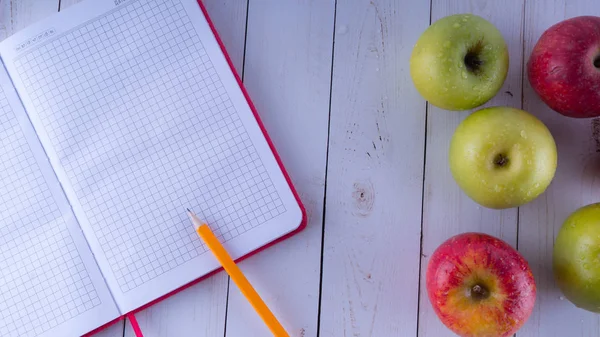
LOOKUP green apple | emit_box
[554,203,600,313]
[449,107,557,209]
[410,14,509,110]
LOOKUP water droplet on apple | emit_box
[520,130,528,139]
[462,18,468,22]
[453,23,461,28]
[534,183,540,188]
[461,71,468,79]
[428,77,432,81]
[494,185,503,192]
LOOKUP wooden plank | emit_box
[417,1,525,336]
[223,1,333,336]
[58,0,81,10]
[518,0,600,335]
[120,0,247,336]
[122,275,228,337]
[319,0,429,336]
[0,0,58,40]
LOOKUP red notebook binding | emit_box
[80,0,307,336]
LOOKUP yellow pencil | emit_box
[186,209,289,337]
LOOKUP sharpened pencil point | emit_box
[186,208,191,213]
[187,209,204,230]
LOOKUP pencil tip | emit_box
[186,208,191,213]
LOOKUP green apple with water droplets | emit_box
[410,14,509,110]
[449,107,557,209]
[554,203,600,313]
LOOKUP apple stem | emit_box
[470,284,489,300]
[464,52,483,73]
[493,153,509,167]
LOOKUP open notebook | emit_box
[0,0,305,336]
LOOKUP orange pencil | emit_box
[186,209,289,337]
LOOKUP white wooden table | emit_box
[3,0,600,336]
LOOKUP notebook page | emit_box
[0,0,302,312]
[0,63,119,335]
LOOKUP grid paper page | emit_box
[11,0,287,297]
[0,82,111,336]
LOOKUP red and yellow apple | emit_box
[426,232,536,337]
[527,16,600,118]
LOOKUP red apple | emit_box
[527,16,600,118]
[426,233,536,337]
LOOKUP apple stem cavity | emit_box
[493,153,509,168]
[464,41,484,74]
[594,55,600,69]
[469,284,490,301]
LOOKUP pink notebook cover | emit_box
[81,0,307,335]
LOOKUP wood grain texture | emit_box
[122,1,248,336]
[418,1,525,336]
[0,0,58,39]
[518,1,600,336]
[90,321,125,337]
[5,1,600,336]
[123,275,228,337]
[57,0,81,11]
[319,0,429,335]
[224,1,333,336]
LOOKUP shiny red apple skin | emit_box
[426,233,536,337]
[527,16,600,118]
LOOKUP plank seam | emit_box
[416,1,433,336]
[316,1,338,336]
[223,280,231,337]
[515,1,527,337]
[224,0,250,335]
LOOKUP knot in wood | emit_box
[352,180,374,216]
